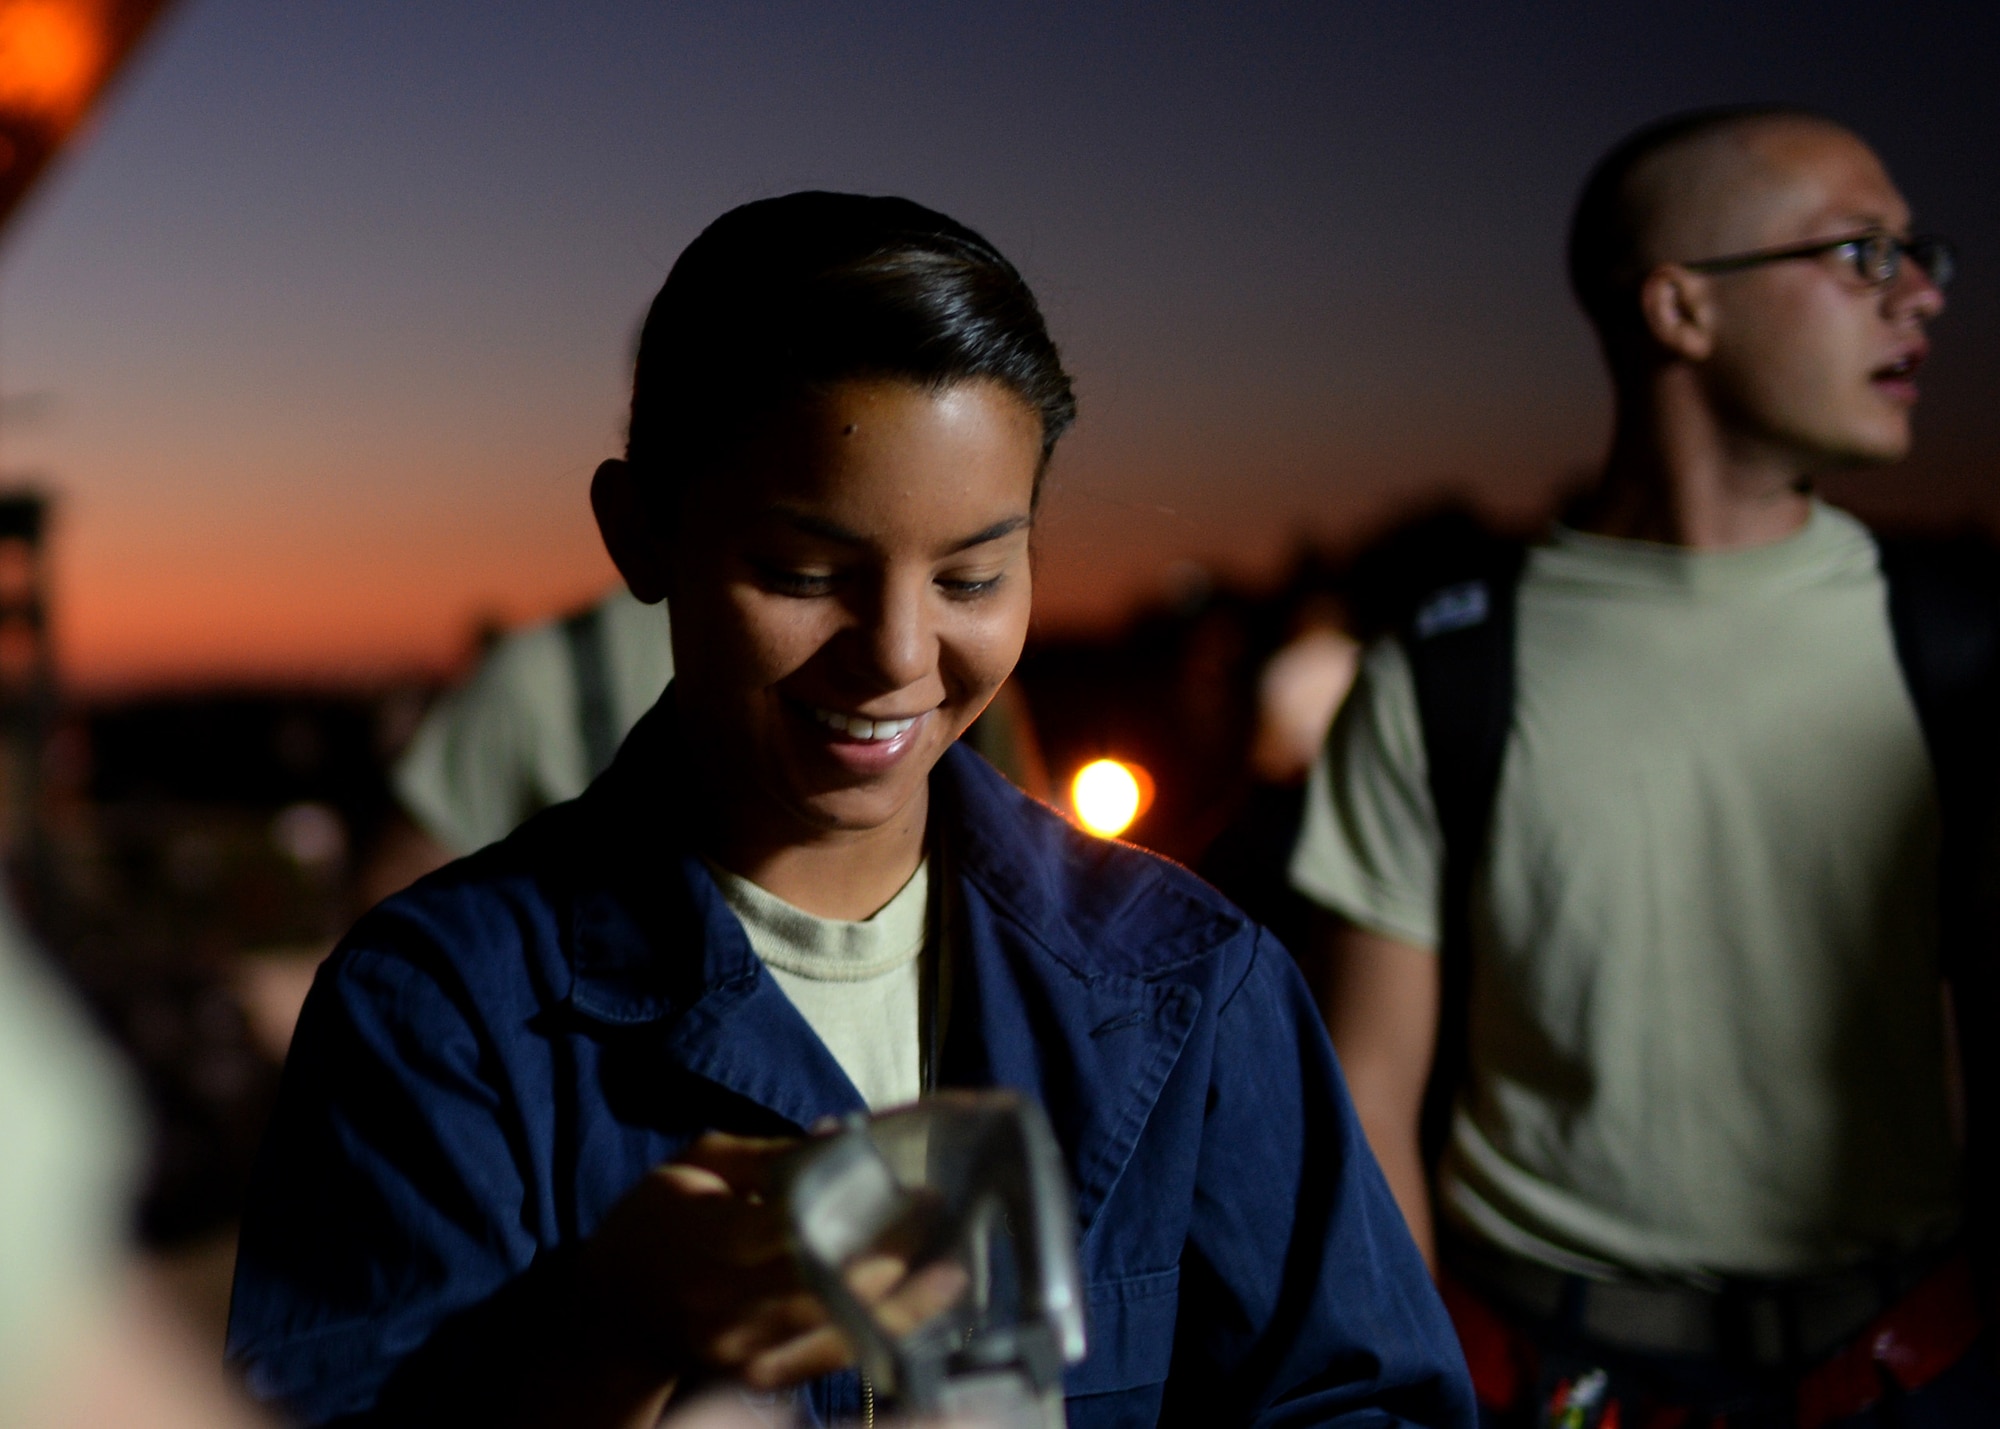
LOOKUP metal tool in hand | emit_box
[778,1091,1087,1429]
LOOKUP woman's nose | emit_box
[849,577,933,691]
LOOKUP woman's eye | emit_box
[756,565,836,597]
[939,574,1003,599]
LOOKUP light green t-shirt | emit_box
[394,588,673,855]
[1291,502,1961,1278]
[709,860,929,1111]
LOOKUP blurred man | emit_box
[368,587,673,897]
[1292,108,1994,1425]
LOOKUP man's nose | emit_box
[1889,259,1946,322]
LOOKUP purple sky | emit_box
[2,0,1994,685]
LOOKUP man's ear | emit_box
[591,459,672,604]
[1637,266,1717,362]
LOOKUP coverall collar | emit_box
[553,695,1218,1233]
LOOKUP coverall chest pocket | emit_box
[1063,1268,1180,1397]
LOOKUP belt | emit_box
[1442,1253,1983,1429]
[1441,1232,1953,1366]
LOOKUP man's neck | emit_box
[1570,370,1814,550]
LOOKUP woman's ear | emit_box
[591,459,673,604]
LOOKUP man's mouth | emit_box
[804,703,924,743]
[1872,349,1926,388]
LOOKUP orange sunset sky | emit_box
[3,1,1994,690]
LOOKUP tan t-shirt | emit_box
[1291,502,1961,1278]
[394,588,673,855]
[709,860,929,1111]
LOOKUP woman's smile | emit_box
[789,698,935,776]
[798,699,929,743]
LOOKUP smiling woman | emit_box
[602,377,1042,920]
[224,192,1473,1429]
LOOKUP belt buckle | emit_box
[1542,1367,1615,1429]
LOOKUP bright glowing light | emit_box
[0,1,103,122]
[1071,758,1151,838]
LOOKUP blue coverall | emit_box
[227,704,1475,1428]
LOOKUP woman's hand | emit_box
[580,1132,839,1392]
[579,1130,974,1401]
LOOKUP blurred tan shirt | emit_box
[0,912,139,1425]
[394,586,1048,861]
[1291,502,1961,1279]
[394,589,673,855]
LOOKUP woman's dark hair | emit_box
[627,191,1076,517]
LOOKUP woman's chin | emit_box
[782,780,931,836]
[774,734,948,835]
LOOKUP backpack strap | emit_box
[1398,543,1526,1168]
[564,602,620,781]
[1878,536,2000,967]
[1878,534,2000,1307]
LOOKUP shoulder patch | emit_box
[1412,580,1491,639]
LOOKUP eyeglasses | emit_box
[1682,231,1955,291]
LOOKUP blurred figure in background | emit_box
[1293,107,1995,1426]
[365,587,673,901]
[1197,574,1360,957]
[1246,608,1358,788]
[367,593,1047,907]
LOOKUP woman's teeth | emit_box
[809,705,919,742]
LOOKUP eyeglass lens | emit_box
[1855,235,1954,289]
[1910,238,1954,289]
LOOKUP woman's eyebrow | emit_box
[772,508,866,545]
[767,508,1030,553]
[945,516,1030,554]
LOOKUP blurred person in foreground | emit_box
[1292,107,1995,1426]
[0,904,264,1429]
[227,192,1473,1428]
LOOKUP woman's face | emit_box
[665,378,1041,846]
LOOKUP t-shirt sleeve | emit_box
[391,626,581,855]
[1287,637,1443,949]
[599,588,675,736]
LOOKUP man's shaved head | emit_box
[1566,105,1940,474]
[1568,106,1870,352]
